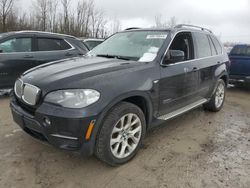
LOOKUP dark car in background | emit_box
[229,44,250,85]
[81,38,104,50]
[0,31,89,90]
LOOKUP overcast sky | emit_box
[19,0,250,43]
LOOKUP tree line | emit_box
[0,0,113,38]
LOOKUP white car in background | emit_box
[81,38,104,50]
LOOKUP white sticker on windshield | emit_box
[148,47,159,53]
[139,53,157,62]
[146,34,167,39]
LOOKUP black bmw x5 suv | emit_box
[10,25,229,166]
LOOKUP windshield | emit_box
[89,31,168,61]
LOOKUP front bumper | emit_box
[10,98,99,156]
[229,75,250,84]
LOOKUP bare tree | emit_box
[33,0,49,31]
[61,0,70,33]
[0,0,14,32]
[154,15,177,28]
[90,9,106,37]
[76,0,88,36]
[47,0,58,32]
[84,0,94,36]
[0,0,110,38]
[111,18,121,34]
[167,16,177,28]
[154,14,167,28]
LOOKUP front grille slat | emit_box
[14,79,23,98]
[22,84,41,105]
[14,79,41,107]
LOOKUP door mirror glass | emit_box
[164,50,185,64]
[0,48,3,53]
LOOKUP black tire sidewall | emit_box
[95,102,146,166]
[212,79,226,111]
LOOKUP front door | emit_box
[158,32,199,116]
[0,36,35,89]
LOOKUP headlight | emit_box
[44,89,100,108]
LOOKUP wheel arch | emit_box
[220,74,228,87]
[100,91,154,128]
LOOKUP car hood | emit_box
[21,56,139,91]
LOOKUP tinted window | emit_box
[211,36,222,54]
[230,45,250,56]
[0,38,32,53]
[168,32,194,61]
[194,33,211,58]
[37,38,71,51]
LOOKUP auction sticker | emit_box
[146,34,167,39]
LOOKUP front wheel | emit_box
[95,102,146,166]
[203,79,226,112]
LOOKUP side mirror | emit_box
[0,48,3,53]
[164,50,185,64]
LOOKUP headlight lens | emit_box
[44,89,100,108]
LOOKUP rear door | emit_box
[33,36,80,66]
[229,45,250,76]
[0,35,35,89]
[192,32,223,98]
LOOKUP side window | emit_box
[37,38,71,51]
[0,38,32,53]
[194,33,211,58]
[246,46,250,56]
[208,37,217,56]
[167,32,194,62]
[230,46,250,56]
[211,36,222,54]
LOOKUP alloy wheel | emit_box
[110,113,142,159]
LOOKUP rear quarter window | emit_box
[210,35,223,54]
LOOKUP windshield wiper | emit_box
[96,54,131,61]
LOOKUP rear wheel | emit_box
[203,79,226,112]
[95,102,146,166]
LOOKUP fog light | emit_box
[44,117,51,126]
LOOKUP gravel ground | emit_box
[0,87,250,188]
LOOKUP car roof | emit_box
[121,24,213,35]
[0,30,77,39]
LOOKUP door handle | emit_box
[65,52,73,57]
[192,67,198,72]
[23,55,34,58]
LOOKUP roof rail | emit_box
[174,24,213,33]
[14,30,76,38]
[125,27,141,31]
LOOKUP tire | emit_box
[95,102,146,166]
[203,79,226,112]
